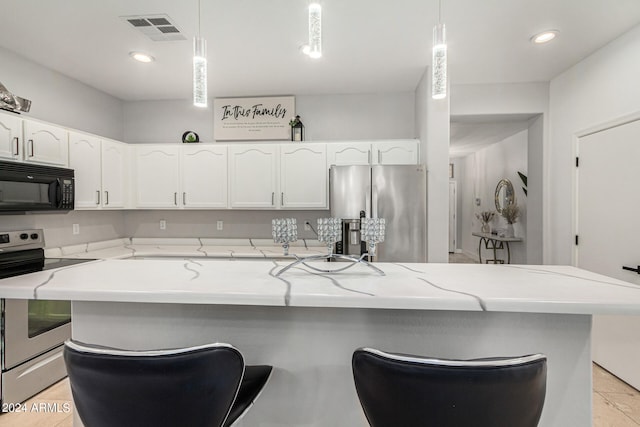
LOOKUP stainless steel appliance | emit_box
[0,161,74,213]
[0,229,89,405]
[330,164,427,262]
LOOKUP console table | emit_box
[472,232,523,264]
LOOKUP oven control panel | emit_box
[0,229,44,252]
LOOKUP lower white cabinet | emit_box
[228,144,279,209]
[181,146,228,208]
[280,144,327,209]
[134,145,180,208]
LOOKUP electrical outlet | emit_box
[217,221,223,231]
[159,220,166,230]
[72,224,80,235]
[304,222,311,231]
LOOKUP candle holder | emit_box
[272,218,298,256]
[275,217,385,277]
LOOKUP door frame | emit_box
[573,110,640,266]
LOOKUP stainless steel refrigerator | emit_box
[329,164,427,263]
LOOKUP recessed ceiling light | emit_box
[129,51,155,63]
[531,30,559,44]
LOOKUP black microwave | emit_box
[0,160,74,213]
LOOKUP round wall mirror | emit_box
[495,179,515,214]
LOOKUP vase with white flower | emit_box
[501,204,520,238]
[475,210,495,234]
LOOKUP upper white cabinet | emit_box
[326,143,371,166]
[0,112,22,161]
[228,144,279,209]
[327,140,419,167]
[69,134,129,209]
[280,144,327,209]
[22,120,68,167]
[181,146,228,208]
[69,132,102,208]
[372,140,419,165]
[134,145,180,208]
[101,140,128,209]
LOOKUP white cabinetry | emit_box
[228,145,279,209]
[134,145,180,208]
[22,120,68,166]
[181,146,228,208]
[372,140,419,165]
[327,140,419,166]
[0,112,21,161]
[69,133,128,209]
[101,140,128,208]
[280,144,327,209]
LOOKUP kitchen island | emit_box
[2,258,640,426]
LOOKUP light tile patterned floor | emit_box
[0,364,638,426]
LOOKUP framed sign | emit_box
[214,96,294,141]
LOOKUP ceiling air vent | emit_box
[121,14,186,41]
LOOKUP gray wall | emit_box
[0,46,124,140]
[123,92,416,143]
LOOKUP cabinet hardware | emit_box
[96,190,100,205]
[13,137,19,156]
[367,150,371,164]
[183,192,186,205]
[271,192,275,206]
[28,139,34,157]
[104,191,109,205]
[281,192,284,205]
[174,192,178,206]
[622,265,640,274]
[378,150,382,164]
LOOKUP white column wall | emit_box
[548,24,640,265]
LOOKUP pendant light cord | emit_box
[438,0,442,24]
[198,0,201,37]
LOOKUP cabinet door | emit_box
[22,120,68,166]
[102,140,127,208]
[372,140,419,165]
[134,145,180,208]
[0,112,21,161]
[280,144,327,209]
[228,145,278,208]
[69,132,102,209]
[327,142,371,166]
[181,146,228,208]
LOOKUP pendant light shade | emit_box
[193,0,207,108]
[193,37,207,108]
[431,0,447,100]
[308,3,322,59]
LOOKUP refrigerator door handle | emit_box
[365,185,371,218]
[371,185,378,218]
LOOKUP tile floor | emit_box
[0,364,638,426]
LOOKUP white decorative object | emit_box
[214,96,294,141]
[431,0,447,100]
[308,4,322,58]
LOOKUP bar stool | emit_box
[352,348,547,427]
[64,340,272,427]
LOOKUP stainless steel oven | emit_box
[0,229,90,405]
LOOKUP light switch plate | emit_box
[217,221,223,230]
[72,224,80,235]
[160,220,166,230]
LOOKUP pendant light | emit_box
[308,3,322,59]
[431,0,447,100]
[193,0,207,107]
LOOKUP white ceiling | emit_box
[1,0,640,102]
[1,1,639,155]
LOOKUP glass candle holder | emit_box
[360,218,386,257]
[316,218,342,254]
[272,218,298,255]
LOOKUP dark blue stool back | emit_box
[64,341,244,427]
[352,348,547,427]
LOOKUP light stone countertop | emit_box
[1,253,640,315]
